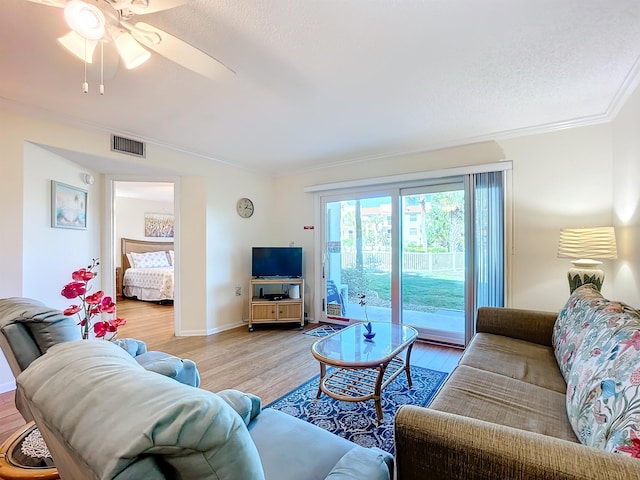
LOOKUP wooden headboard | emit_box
[121,237,174,271]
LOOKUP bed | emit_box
[120,238,174,302]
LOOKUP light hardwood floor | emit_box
[0,299,462,444]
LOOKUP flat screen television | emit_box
[252,247,302,278]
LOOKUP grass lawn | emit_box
[363,271,464,310]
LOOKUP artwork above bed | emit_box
[120,238,174,302]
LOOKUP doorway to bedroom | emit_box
[114,181,176,332]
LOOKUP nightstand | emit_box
[115,266,123,300]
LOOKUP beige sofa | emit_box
[394,285,640,479]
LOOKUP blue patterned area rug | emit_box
[266,366,447,454]
[303,324,346,337]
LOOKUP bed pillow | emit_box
[167,250,174,266]
[130,251,170,268]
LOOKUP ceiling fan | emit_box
[26,0,234,93]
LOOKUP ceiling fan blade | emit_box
[24,0,65,6]
[125,0,189,15]
[126,21,235,80]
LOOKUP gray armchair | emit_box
[17,340,393,480]
[0,297,200,420]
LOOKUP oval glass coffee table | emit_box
[311,321,418,423]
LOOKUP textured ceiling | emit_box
[2,0,640,175]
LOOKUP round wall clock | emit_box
[236,197,254,218]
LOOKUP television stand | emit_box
[248,278,304,332]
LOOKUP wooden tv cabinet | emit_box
[248,278,304,332]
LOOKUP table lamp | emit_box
[557,227,617,293]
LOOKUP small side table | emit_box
[0,422,59,479]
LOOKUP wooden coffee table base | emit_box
[316,344,415,423]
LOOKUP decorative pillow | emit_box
[167,250,174,266]
[130,251,170,269]
[553,284,609,381]
[564,293,640,457]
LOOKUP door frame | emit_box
[103,174,181,334]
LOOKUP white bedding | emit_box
[123,267,174,301]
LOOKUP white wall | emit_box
[612,78,640,307]
[23,143,102,309]
[501,124,615,310]
[274,126,619,317]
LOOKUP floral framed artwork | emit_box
[51,181,87,229]
[144,212,174,238]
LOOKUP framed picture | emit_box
[51,181,87,229]
[144,212,174,238]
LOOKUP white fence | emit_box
[340,251,465,273]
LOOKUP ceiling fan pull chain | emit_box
[83,38,89,94]
[100,42,105,95]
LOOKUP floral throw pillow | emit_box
[130,251,170,269]
[565,295,640,457]
[553,284,610,381]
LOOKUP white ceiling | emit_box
[2,0,640,175]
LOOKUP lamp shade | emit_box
[57,31,97,63]
[113,32,151,69]
[557,227,617,264]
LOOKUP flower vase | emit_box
[363,322,375,341]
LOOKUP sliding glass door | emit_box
[324,195,393,323]
[400,183,465,344]
[320,170,505,347]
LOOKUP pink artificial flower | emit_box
[61,282,86,299]
[63,305,81,316]
[72,268,95,282]
[93,321,111,338]
[97,296,116,314]
[110,317,127,328]
[93,318,126,337]
[85,291,104,305]
[63,259,125,340]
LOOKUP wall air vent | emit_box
[111,135,146,158]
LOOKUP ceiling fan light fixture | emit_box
[57,31,97,63]
[114,32,151,69]
[64,0,106,41]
